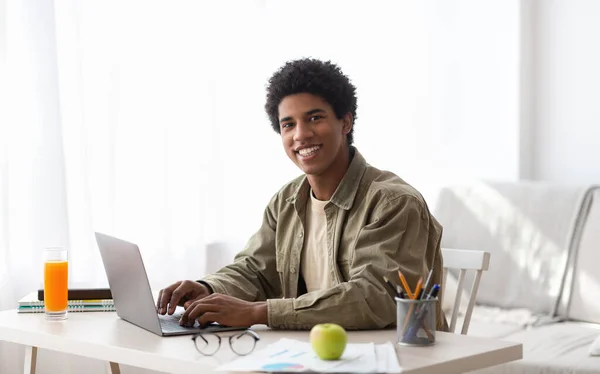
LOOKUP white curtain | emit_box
[1,0,519,372]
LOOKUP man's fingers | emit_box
[180,295,213,309]
[179,303,199,326]
[158,282,180,315]
[168,284,190,315]
[180,302,219,326]
[156,289,163,313]
[158,287,174,315]
[197,312,220,326]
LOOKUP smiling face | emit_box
[278,93,352,178]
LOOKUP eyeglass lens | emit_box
[229,330,259,356]
[193,333,221,356]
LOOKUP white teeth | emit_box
[298,146,321,157]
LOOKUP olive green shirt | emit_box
[202,147,447,330]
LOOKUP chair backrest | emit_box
[442,248,491,335]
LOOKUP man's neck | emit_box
[307,147,352,201]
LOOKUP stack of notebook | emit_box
[17,288,115,313]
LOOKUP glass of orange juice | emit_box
[43,247,68,320]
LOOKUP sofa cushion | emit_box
[435,181,590,315]
[473,322,600,374]
[565,188,600,324]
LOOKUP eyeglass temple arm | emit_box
[234,329,260,342]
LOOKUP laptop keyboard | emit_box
[158,313,198,332]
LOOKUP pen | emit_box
[414,284,440,320]
[397,271,414,299]
[397,287,406,299]
[420,268,434,299]
[426,284,440,300]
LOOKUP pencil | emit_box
[422,323,435,342]
[401,276,423,336]
[397,271,414,299]
[413,277,423,300]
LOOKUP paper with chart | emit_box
[216,338,402,373]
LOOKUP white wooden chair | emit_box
[441,248,491,335]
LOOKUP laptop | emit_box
[95,232,247,336]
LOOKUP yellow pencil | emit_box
[412,278,423,300]
[398,271,414,299]
[401,276,423,338]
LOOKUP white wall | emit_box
[529,0,600,184]
[0,0,5,63]
[356,0,522,206]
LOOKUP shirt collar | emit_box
[286,146,367,211]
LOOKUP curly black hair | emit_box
[265,58,358,145]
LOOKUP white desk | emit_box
[0,310,522,374]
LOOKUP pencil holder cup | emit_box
[396,297,437,346]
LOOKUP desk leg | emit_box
[23,346,38,374]
[106,361,121,374]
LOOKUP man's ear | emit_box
[342,113,353,135]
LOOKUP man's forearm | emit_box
[266,284,397,330]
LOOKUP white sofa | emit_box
[435,181,600,373]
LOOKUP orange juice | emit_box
[44,261,68,312]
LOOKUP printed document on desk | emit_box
[216,338,402,373]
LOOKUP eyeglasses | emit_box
[191,329,260,356]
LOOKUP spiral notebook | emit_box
[17,291,115,313]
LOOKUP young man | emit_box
[157,58,447,331]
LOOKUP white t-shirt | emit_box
[301,190,336,292]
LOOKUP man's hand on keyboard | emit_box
[157,280,211,315]
[178,293,267,328]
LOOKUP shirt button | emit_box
[298,233,303,238]
[290,267,296,273]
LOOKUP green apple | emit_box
[310,323,347,360]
